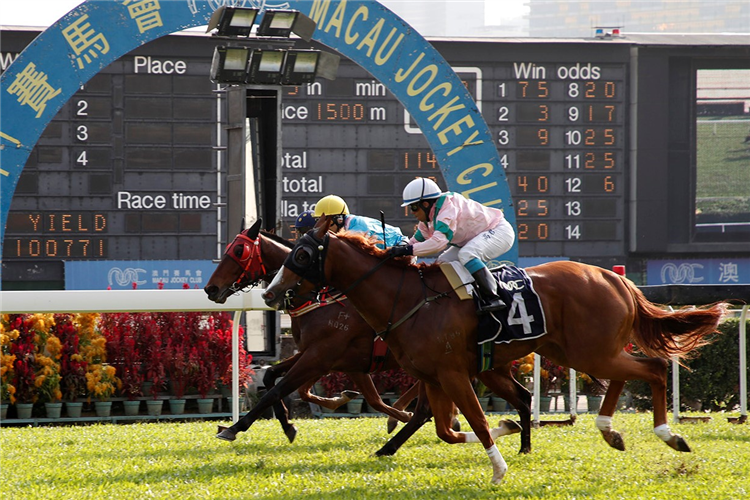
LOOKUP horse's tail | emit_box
[621,277,729,364]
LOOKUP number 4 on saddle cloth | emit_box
[440,263,548,372]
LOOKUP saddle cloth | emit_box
[477,265,548,372]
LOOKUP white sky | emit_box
[0,0,525,29]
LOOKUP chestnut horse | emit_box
[262,219,727,485]
[204,220,519,449]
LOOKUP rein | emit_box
[376,267,453,339]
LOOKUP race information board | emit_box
[279,41,629,261]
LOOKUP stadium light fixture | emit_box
[206,7,259,37]
[281,50,340,85]
[257,10,316,41]
[210,46,252,83]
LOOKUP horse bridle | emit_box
[223,231,270,293]
[282,231,331,297]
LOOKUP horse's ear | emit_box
[240,217,245,233]
[247,218,262,239]
[313,213,331,238]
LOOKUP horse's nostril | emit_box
[204,285,216,296]
[262,290,274,301]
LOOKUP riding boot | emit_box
[471,267,507,314]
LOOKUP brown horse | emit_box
[262,219,728,484]
[204,220,516,448]
[204,219,414,442]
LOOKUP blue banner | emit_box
[1,0,517,283]
[65,260,218,290]
[647,258,750,285]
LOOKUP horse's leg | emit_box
[347,372,413,424]
[297,377,359,410]
[587,352,690,452]
[375,381,433,456]
[596,379,626,451]
[262,354,300,442]
[216,350,333,442]
[386,381,420,433]
[425,380,508,484]
[477,370,528,453]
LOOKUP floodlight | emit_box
[248,49,287,85]
[257,10,316,41]
[281,50,341,85]
[210,46,252,83]
[206,7,259,37]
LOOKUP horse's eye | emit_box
[294,247,310,266]
[233,245,243,258]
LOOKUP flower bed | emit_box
[1,311,253,416]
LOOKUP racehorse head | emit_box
[204,218,278,303]
[262,216,332,309]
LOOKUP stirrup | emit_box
[476,297,506,314]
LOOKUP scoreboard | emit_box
[2,28,749,288]
[279,40,631,263]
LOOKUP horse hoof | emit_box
[667,434,691,452]
[342,390,360,400]
[451,417,461,432]
[602,430,625,451]
[387,418,398,434]
[374,446,396,457]
[285,425,298,444]
[499,419,522,435]
[216,426,237,442]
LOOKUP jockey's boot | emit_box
[471,267,507,314]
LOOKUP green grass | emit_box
[2,413,750,499]
[696,119,750,218]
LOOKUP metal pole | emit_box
[533,353,541,425]
[569,368,577,417]
[669,306,680,424]
[740,305,748,418]
[232,310,241,423]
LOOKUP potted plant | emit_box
[141,314,167,416]
[100,313,144,410]
[56,314,88,417]
[580,372,607,412]
[0,318,18,419]
[9,314,39,418]
[193,335,219,414]
[86,363,121,417]
[34,322,64,418]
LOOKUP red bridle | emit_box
[224,232,267,289]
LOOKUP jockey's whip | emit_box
[380,210,386,249]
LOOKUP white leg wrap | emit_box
[595,415,613,432]
[463,432,480,443]
[654,423,673,442]
[486,444,508,476]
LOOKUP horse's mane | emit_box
[260,230,294,249]
[335,230,440,271]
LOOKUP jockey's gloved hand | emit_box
[387,244,413,257]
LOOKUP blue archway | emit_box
[0,0,517,269]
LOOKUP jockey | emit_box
[313,194,408,249]
[294,210,316,237]
[388,177,515,313]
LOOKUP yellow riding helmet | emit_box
[314,195,350,217]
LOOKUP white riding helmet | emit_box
[401,178,442,207]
